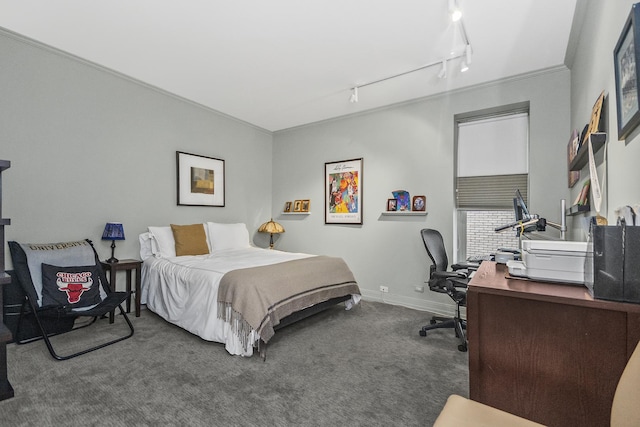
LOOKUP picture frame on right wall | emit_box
[614,3,640,140]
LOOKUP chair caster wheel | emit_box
[419,330,427,337]
[458,343,468,352]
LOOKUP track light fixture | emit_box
[347,0,472,102]
[437,60,447,79]
[350,87,359,103]
[460,44,472,72]
[449,0,462,22]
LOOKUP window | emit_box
[454,104,529,261]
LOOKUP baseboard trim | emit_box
[359,288,458,317]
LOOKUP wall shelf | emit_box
[281,212,310,216]
[381,211,427,216]
[566,204,590,216]
[569,132,606,171]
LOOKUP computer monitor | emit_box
[513,189,530,222]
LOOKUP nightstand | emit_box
[101,259,142,317]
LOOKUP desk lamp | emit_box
[258,219,284,249]
[102,222,125,263]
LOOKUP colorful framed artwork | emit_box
[176,151,225,207]
[387,199,397,211]
[614,4,640,140]
[284,201,292,212]
[301,199,310,212]
[293,200,302,212]
[325,158,363,224]
[412,195,426,211]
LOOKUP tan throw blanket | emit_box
[217,255,360,348]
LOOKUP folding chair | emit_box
[8,239,134,360]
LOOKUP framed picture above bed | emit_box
[176,151,225,207]
[325,158,363,224]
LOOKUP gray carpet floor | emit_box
[0,300,468,426]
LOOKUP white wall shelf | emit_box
[381,211,427,216]
[281,212,311,215]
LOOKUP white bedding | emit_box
[141,247,359,356]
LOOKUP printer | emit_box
[507,240,589,285]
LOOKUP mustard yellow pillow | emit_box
[170,224,210,256]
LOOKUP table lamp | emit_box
[258,219,284,249]
[102,222,125,263]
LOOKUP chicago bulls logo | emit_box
[56,271,94,304]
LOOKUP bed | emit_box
[139,222,361,357]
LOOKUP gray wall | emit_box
[570,0,640,225]
[272,70,571,313]
[0,30,274,267]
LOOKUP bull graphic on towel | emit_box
[56,271,94,304]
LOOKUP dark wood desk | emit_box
[101,259,142,317]
[467,261,640,427]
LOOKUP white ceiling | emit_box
[0,0,578,132]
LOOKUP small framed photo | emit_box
[176,151,225,207]
[284,201,292,212]
[293,200,303,212]
[300,199,310,212]
[614,4,640,140]
[387,198,398,211]
[412,195,426,211]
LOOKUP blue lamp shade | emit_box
[102,222,125,263]
[102,222,125,241]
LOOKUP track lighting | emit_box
[350,87,359,103]
[346,0,473,103]
[437,60,447,79]
[449,0,462,22]
[460,44,472,72]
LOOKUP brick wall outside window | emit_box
[466,210,519,257]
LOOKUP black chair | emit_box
[8,239,134,360]
[418,229,477,352]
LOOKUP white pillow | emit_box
[207,222,250,251]
[148,226,175,258]
[138,232,154,260]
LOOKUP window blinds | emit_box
[456,112,529,209]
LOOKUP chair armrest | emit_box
[452,262,480,271]
[433,270,467,280]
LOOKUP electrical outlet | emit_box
[379,285,389,293]
[414,286,425,293]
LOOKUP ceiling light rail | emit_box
[349,45,471,103]
[349,0,472,103]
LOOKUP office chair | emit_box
[419,229,476,352]
[433,340,640,426]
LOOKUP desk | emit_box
[101,259,142,317]
[467,261,640,427]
